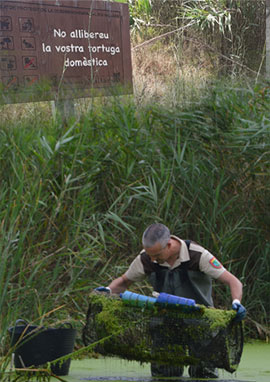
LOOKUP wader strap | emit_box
[182,240,212,306]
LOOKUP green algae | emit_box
[59,342,270,382]
[94,298,124,335]
[83,293,243,373]
[203,306,237,330]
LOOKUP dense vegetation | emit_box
[1,81,270,345]
[0,0,269,375]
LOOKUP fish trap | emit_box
[83,292,243,373]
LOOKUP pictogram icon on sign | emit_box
[1,75,18,89]
[19,18,35,33]
[23,56,37,70]
[0,56,16,70]
[21,37,36,50]
[0,36,14,50]
[24,75,39,86]
[0,17,12,31]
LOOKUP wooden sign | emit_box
[0,0,133,104]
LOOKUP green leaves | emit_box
[1,80,270,352]
[180,0,232,34]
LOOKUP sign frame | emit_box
[0,0,133,104]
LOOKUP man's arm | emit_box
[108,274,133,294]
[218,270,246,321]
[217,270,243,301]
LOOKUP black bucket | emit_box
[8,320,76,376]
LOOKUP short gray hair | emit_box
[142,223,170,249]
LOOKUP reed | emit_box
[0,80,270,363]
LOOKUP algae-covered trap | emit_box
[83,293,243,373]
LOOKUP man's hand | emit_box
[94,286,111,294]
[232,299,246,321]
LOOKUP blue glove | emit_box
[94,286,111,294]
[232,299,246,321]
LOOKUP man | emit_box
[97,223,246,378]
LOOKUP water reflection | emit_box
[67,342,269,382]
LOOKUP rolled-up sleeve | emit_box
[124,255,146,282]
[199,250,226,279]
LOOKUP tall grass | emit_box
[1,80,270,362]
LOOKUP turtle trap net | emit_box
[83,291,243,373]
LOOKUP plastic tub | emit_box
[8,320,76,376]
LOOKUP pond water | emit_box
[61,341,269,382]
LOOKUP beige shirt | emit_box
[125,235,226,282]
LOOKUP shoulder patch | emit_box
[209,256,222,269]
